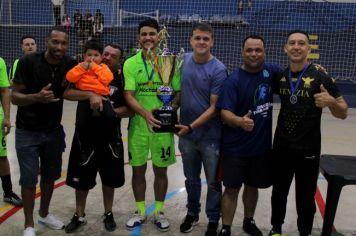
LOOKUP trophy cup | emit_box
[148,26,184,133]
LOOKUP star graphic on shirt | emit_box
[302,77,314,88]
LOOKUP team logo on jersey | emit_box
[263,69,270,78]
[302,77,314,88]
[280,76,287,82]
[253,83,272,118]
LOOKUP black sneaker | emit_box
[65,213,87,233]
[3,192,23,207]
[243,218,262,236]
[180,214,199,233]
[205,222,219,236]
[218,229,231,236]
[103,211,116,232]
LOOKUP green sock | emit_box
[136,201,146,216]
[154,201,164,215]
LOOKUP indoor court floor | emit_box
[0,101,355,236]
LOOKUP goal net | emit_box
[1,0,355,83]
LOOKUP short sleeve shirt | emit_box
[217,63,280,158]
[180,53,227,142]
[13,51,77,131]
[273,63,341,155]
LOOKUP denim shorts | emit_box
[16,127,64,187]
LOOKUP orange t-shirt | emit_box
[66,63,113,96]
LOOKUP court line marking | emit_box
[0,159,335,235]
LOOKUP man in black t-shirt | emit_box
[11,26,77,236]
[268,30,348,236]
[64,43,132,233]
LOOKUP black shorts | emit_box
[222,152,272,189]
[66,130,125,190]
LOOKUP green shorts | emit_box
[128,129,176,167]
[0,107,7,157]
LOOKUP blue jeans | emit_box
[179,137,222,223]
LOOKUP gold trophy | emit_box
[148,26,184,132]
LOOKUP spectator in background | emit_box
[84,10,94,41]
[94,9,104,25]
[9,35,37,81]
[73,9,83,38]
[51,0,64,26]
[0,57,23,207]
[93,19,104,40]
[61,13,71,32]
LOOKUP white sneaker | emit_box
[38,213,65,230]
[154,212,170,232]
[23,227,35,236]
[126,211,147,231]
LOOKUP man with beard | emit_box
[64,43,132,233]
[123,18,180,232]
[11,26,77,236]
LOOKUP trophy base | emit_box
[152,110,178,133]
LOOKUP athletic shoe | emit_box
[205,222,219,236]
[3,192,23,207]
[268,229,282,236]
[180,214,199,233]
[23,227,35,236]
[153,211,170,232]
[103,211,116,232]
[38,213,64,230]
[218,229,231,236]
[126,211,147,231]
[65,213,87,233]
[243,218,262,236]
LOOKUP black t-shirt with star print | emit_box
[273,63,341,156]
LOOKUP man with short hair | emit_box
[9,35,37,81]
[123,18,181,232]
[175,22,227,236]
[64,42,131,233]
[216,35,280,236]
[11,26,77,236]
[269,30,348,236]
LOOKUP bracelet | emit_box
[188,124,193,133]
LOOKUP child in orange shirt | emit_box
[66,39,120,162]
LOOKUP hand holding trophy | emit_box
[146,26,184,132]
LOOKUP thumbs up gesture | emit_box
[313,84,334,108]
[240,110,254,132]
[38,83,60,103]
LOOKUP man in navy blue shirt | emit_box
[216,35,280,236]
